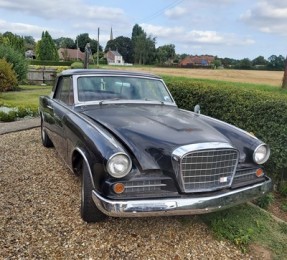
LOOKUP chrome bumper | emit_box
[92,177,272,217]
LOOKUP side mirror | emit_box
[194,104,201,114]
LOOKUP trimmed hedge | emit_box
[29,60,73,66]
[164,77,287,184]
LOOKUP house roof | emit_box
[180,55,215,66]
[58,48,85,61]
[108,50,122,57]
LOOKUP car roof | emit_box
[59,69,162,79]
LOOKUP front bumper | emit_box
[92,177,272,217]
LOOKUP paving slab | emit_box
[0,117,40,135]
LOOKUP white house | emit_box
[105,50,124,65]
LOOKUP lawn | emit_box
[0,85,52,108]
[0,85,52,121]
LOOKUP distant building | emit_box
[179,55,215,67]
[25,50,35,59]
[58,48,85,61]
[105,50,124,65]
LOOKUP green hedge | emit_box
[165,77,287,184]
[0,106,38,122]
[29,60,73,66]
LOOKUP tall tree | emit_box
[131,24,156,65]
[36,31,59,61]
[1,31,25,53]
[105,36,133,63]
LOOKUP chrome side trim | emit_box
[92,177,272,217]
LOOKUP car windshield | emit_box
[76,76,173,103]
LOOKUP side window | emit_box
[54,76,74,105]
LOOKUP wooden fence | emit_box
[27,68,57,85]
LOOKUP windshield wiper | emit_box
[99,98,121,105]
[144,98,165,105]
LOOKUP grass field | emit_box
[102,66,284,87]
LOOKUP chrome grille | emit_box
[124,180,166,193]
[180,148,238,192]
[232,169,262,185]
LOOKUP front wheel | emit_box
[80,161,106,223]
[41,117,53,148]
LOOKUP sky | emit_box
[0,0,286,59]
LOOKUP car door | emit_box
[51,75,74,162]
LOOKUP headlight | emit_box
[107,153,132,178]
[253,144,270,164]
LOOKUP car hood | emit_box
[81,104,231,171]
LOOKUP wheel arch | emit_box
[72,147,95,189]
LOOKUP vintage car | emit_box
[39,69,272,222]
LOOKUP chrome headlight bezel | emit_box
[107,152,132,178]
[253,144,270,164]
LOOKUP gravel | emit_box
[0,128,259,259]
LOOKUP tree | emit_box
[267,55,285,70]
[0,45,28,82]
[76,33,90,52]
[54,37,76,49]
[252,55,268,66]
[212,58,222,69]
[1,31,25,53]
[36,31,59,61]
[131,24,156,65]
[131,24,145,42]
[239,58,252,69]
[0,58,18,91]
[76,33,102,54]
[24,36,36,51]
[90,39,102,54]
[156,44,176,65]
[105,36,133,63]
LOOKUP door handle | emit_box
[47,105,54,110]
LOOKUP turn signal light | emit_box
[256,168,264,177]
[113,183,125,194]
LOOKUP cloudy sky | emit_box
[0,0,286,59]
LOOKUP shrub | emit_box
[279,182,287,197]
[255,193,274,209]
[71,61,84,69]
[0,44,28,83]
[0,106,38,122]
[0,59,18,91]
[165,77,287,184]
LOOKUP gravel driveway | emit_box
[0,128,257,259]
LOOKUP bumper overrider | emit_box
[92,177,272,217]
